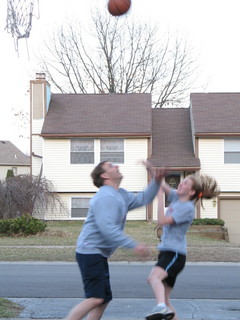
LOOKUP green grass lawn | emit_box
[0,220,229,262]
[0,220,236,317]
[0,298,23,318]
[0,220,160,246]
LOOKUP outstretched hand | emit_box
[142,160,154,177]
[142,160,168,182]
[133,243,149,257]
[154,168,168,183]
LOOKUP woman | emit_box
[146,173,220,320]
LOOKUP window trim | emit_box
[70,138,125,164]
[224,138,240,164]
[100,138,124,164]
[70,138,94,164]
[71,197,90,219]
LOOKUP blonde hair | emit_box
[188,174,220,207]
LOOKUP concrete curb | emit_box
[0,260,240,266]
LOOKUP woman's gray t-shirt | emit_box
[158,190,195,255]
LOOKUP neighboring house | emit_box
[190,93,240,244]
[30,74,240,243]
[0,141,30,180]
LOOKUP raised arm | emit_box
[142,160,168,183]
[157,186,174,226]
[160,181,171,197]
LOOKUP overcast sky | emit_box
[1,0,240,154]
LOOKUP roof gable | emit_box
[150,108,200,169]
[191,93,240,135]
[41,93,152,137]
[0,141,30,166]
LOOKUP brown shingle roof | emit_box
[191,93,240,135]
[0,141,30,166]
[41,93,152,136]
[149,108,200,169]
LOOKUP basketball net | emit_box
[5,0,40,56]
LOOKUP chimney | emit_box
[30,73,51,176]
[35,72,46,80]
[30,73,51,120]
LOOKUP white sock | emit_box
[157,303,166,308]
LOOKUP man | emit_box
[66,161,165,320]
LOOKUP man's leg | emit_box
[87,302,109,320]
[66,297,104,320]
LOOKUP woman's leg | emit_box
[147,266,168,304]
[164,283,179,320]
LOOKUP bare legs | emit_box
[66,297,109,320]
[147,266,168,304]
[87,301,109,320]
[147,266,178,320]
[164,284,179,320]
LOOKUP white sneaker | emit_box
[146,305,175,320]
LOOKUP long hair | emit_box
[189,174,220,207]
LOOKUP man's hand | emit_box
[133,243,149,257]
[141,160,154,178]
[154,168,168,183]
[142,160,168,182]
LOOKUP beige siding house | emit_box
[149,108,200,221]
[190,93,240,243]
[30,74,240,243]
[0,141,30,180]
[30,74,153,221]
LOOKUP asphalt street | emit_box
[1,262,240,320]
[1,261,240,299]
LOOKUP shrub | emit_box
[0,174,66,219]
[192,218,224,226]
[0,219,11,234]
[0,215,47,236]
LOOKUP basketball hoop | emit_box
[5,0,40,55]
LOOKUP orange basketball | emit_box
[108,0,131,16]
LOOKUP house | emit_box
[30,73,154,221]
[30,74,240,243]
[0,141,30,180]
[149,108,200,220]
[190,93,240,244]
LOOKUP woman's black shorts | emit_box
[156,251,186,288]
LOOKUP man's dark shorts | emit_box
[156,251,186,288]
[76,253,112,303]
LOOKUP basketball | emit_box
[108,0,131,16]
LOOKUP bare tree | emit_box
[38,10,197,107]
[13,108,30,139]
[0,175,66,219]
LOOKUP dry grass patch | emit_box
[1,221,239,262]
[0,298,23,318]
[0,247,76,261]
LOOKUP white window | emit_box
[100,138,124,163]
[71,197,90,218]
[224,139,240,164]
[71,139,94,164]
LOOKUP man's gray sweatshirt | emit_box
[76,179,160,258]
